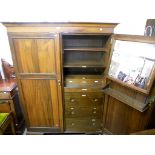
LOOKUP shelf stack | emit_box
[63,35,111,133]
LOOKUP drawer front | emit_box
[64,26,114,34]
[65,106,103,118]
[0,101,11,112]
[65,92,103,98]
[65,96,103,107]
[65,78,105,88]
[65,118,102,132]
[64,88,103,93]
[0,92,11,99]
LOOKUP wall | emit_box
[0,0,154,78]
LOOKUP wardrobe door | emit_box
[8,33,63,132]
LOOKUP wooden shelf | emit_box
[64,47,108,52]
[64,64,106,68]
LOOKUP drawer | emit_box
[65,92,103,98]
[0,92,11,99]
[63,26,113,34]
[65,78,105,88]
[65,106,103,118]
[65,97,103,107]
[64,87,103,92]
[65,118,102,132]
[0,101,11,112]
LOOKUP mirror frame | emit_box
[107,34,155,94]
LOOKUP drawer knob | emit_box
[69,80,73,83]
[70,107,74,110]
[93,111,96,114]
[93,107,97,110]
[82,77,86,79]
[92,119,96,122]
[94,80,99,83]
[71,123,75,126]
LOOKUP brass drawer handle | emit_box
[55,124,59,127]
[93,107,97,110]
[94,80,99,83]
[82,77,86,79]
[69,80,73,83]
[93,99,98,102]
[93,111,97,114]
[70,107,74,110]
[82,66,87,68]
[81,88,87,91]
[82,94,86,97]
[71,111,75,115]
[82,81,86,83]
[92,119,96,122]
[71,123,75,126]
[92,123,96,126]
[70,99,75,102]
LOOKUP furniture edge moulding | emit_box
[2,22,118,33]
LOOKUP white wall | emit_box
[0,0,154,78]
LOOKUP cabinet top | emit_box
[2,22,118,27]
[3,22,118,33]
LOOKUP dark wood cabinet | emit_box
[3,22,155,134]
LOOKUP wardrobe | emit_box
[3,22,155,134]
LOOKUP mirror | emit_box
[108,35,155,94]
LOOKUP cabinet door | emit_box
[9,33,63,132]
[104,96,152,134]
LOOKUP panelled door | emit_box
[8,33,63,132]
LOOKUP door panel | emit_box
[13,38,56,73]
[21,79,59,128]
[9,33,63,132]
[104,96,151,134]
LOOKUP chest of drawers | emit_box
[64,90,104,133]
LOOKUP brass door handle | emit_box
[58,80,61,86]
